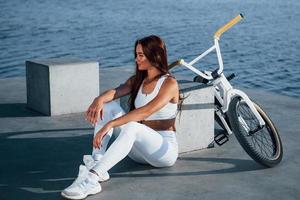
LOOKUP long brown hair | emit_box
[128,35,170,111]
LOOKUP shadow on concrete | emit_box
[0,128,93,139]
[110,156,264,179]
[0,133,95,200]
[0,103,43,118]
[0,130,159,200]
[0,127,264,200]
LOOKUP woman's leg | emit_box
[92,121,178,176]
[91,101,125,161]
[81,101,125,179]
[61,118,178,199]
[127,147,148,164]
[61,101,125,196]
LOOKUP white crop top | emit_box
[134,74,178,120]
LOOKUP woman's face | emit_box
[135,43,152,70]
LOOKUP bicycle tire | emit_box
[227,96,283,167]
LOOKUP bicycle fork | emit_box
[213,76,266,145]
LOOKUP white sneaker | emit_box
[61,164,89,195]
[61,172,102,200]
[83,155,110,182]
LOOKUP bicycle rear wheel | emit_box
[228,96,283,167]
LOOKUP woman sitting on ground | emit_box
[61,35,180,199]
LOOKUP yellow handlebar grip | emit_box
[214,13,244,40]
[168,60,183,70]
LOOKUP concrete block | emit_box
[176,84,214,153]
[26,58,99,115]
[120,82,214,153]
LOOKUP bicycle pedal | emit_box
[214,131,229,146]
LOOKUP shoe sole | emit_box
[83,160,110,183]
[99,174,110,183]
[61,187,102,200]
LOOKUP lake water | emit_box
[1,0,299,97]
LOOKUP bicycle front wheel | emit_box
[228,96,283,167]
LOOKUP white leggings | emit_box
[90,101,178,175]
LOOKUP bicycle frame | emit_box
[177,14,265,135]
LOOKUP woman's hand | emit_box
[85,97,104,126]
[93,122,113,149]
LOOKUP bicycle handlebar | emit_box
[214,13,244,40]
[169,14,244,80]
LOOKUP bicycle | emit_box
[169,14,283,168]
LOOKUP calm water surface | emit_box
[1,0,299,97]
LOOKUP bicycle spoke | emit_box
[260,130,274,148]
[257,129,273,146]
[237,101,277,159]
[253,134,274,156]
[248,124,273,157]
[252,136,266,156]
[255,136,271,157]
[261,127,276,152]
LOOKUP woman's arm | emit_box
[86,75,135,125]
[97,75,135,103]
[93,77,178,148]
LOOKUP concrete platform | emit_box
[0,66,300,200]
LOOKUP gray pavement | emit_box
[0,67,300,200]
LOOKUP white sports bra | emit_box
[134,74,178,120]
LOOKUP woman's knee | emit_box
[103,101,119,113]
[103,101,125,117]
[118,122,141,139]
